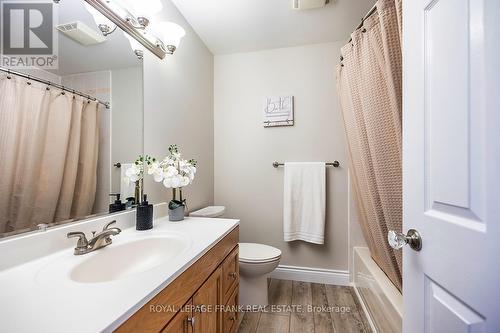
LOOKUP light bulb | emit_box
[125,33,144,59]
[150,21,186,52]
[84,3,116,36]
[119,0,162,18]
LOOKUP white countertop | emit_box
[0,216,239,333]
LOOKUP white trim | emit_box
[269,265,349,286]
[352,284,379,333]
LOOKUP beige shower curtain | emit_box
[0,75,99,233]
[336,0,403,290]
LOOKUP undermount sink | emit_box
[69,235,189,283]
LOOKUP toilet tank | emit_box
[189,206,226,218]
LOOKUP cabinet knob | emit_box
[229,272,237,278]
[229,316,236,321]
[187,316,195,327]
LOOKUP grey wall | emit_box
[214,42,349,270]
[111,67,143,194]
[143,0,214,211]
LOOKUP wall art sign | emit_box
[263,95,294,127]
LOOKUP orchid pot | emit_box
[168,189,186,221]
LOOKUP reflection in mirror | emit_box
[0,1,143,238]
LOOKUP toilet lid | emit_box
[239,243,281,263]
[189,206,226,218]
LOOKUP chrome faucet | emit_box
[67,220,121,255]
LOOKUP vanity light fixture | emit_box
[84,0,166,58]
[83,0,185,60]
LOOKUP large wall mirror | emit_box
[0,1,144,238]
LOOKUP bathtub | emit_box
[352,247,403,333]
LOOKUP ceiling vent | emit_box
[56,21,106,46]
[292,0,328,10]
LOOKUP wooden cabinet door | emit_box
[162,299,193,333]
[222,286,239,333]
[221,246,239,303]
[192,266,222,333]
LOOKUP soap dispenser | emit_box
[109,193,126,213]
[136,194,153,230]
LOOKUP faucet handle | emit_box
[67,232,89,248]
[102,220,117,231]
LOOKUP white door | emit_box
[402,0,500,332]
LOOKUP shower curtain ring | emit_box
[6,69,11,79]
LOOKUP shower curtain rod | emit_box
[348,3,378,43]
[0,67,110,109]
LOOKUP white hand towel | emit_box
[283,162,326,244]
[120,163,136,200]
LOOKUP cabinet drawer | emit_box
[223,287,239,333]
[222,246,239,302]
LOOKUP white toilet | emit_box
[238,242,281,307]
[190,206,282,307]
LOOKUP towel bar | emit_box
[272,161,340,168]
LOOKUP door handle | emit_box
[388,229,422,251]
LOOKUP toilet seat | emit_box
[239,243,281,264]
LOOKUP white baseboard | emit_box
[269,265,350,286]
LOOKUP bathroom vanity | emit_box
[117,225,240,333]
[0,207,240,333]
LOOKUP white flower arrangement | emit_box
[124,155,156,203]
[148,145,197,203]
[124,155,156,185]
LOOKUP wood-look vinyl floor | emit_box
[237,279,372,333]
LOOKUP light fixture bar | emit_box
[84,0,166,59]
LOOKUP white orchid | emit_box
[124,164,141,185]
[124,155,157,185]
[164,165,179,178]
[123,155,157,204]
[152,145,197,194]
[148,161,164,182]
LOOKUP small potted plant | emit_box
[124,155,156,206]
[149,145,197,221]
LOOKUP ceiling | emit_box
[170,0,375,55]
[53,1,141,76]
